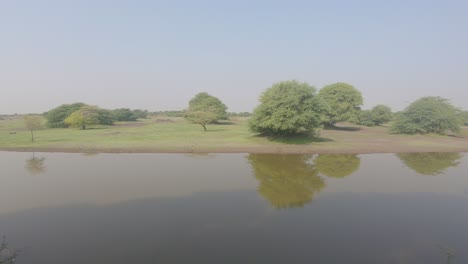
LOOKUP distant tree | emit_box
[317,82,363,126]
[357,110,377,127]
[396,153,462,175]
[357,105,393,127]
[315,154,361,178]
[188,92,228,120]
[64,106,100,130]
[96,109,114,125]
[249,80,324,136]
[391,97,462,134]
[132,109,149,119]
[247,154,325,209]
[185,110,218,131]
[111,108,138,122]
[45,103,86,128]
[23,115,42,142]
[462,111,468,126]
[371,105,393,125]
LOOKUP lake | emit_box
[1,152,467,263]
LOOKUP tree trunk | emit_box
[202,124,207,132]
[82,125,86,130]
[30,130,34,142]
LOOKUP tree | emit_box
[188,92,228,120]
[111,108,138,121]
[96,109,114,125]
[357,105,393,127]
[23,115,42,142]
[45,103,86,128]
[249,80,324,136]
[371,105,393,126]
[391,97,462,134]
[64,106,100,130]
[247,154,325,209]
[185,110,217,131]
[132,109,149,119]
[462,111,468,126]
[317,82,363,126]
[357,110,377,127]
[396,153,462,175]
[315,154,361,178]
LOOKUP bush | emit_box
[391,97,462,134]
[111,108,138,121]
[357,105,393,127]
[46,103,86,128]
[249,80,324,136]
[317,82,363,126]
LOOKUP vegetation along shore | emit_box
[2,81,468,154]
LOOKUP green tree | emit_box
[315,154,361,178]
[111,108,138,121]
[247,154,325,209]
[45,103,86,128]
[64,106,100,130]
[371,105,393,125]
[132,109,149,119]
[249,80,324,136]
[357,105,393,127]
[357,110,377,127]
[391,97,462,134]
[96,109,114,125]
[396,153,462,175]
[188,92,228,120]
[184,110,218,131]
[462,111,468,126]
[23,115,42,142]
[317,82,363,126]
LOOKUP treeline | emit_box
[44,103,149,129]
[183,80,467,135]
[25,80,468,136]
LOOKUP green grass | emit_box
[0,117,467,153]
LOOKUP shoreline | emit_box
[1,146,467,154]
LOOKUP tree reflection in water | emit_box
[247,154,325,209]
[25,152,46,176]
[396,153,462,176]
[314,154,361,178]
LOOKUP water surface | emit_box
[1,152,467,263]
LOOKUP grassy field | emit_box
[0,116,467,154]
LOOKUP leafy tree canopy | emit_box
[45,103,86,128]
[315,154,361,178]
[184,110,218,131]
[462,111,468,126]
[391,97,462,134]
[248,154,325,209]
[64,106,100,130]
[249,80,324,136]
[318,82,363,126]
[111,108,138,122]
[396,152,462,175]
[23,115,43,142]
[188,92,228,120]
[358,105,393,127]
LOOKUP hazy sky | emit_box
[1,0,467,114]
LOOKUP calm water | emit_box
[1,152,468,263]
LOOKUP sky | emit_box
[1,0,467,114]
